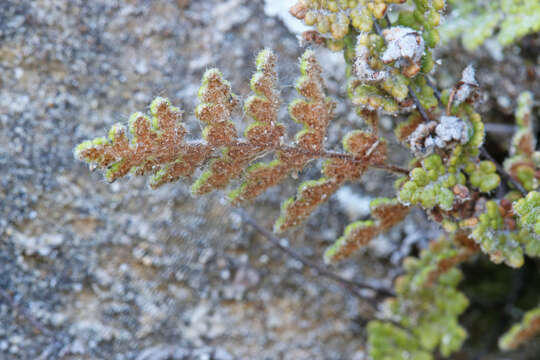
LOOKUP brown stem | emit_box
[447,86,458,116]
[425,77,442,104]
[236,209,395,300]
[279,145,409,174]
[203,141,409,175]
[408,86,431,123]
[373,15,386,37]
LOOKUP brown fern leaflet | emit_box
[76,49,407,261]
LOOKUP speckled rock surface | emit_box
[1,1,539,359]
[0,1,406,359]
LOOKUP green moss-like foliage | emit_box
[504,92,540,192]
[348,81,400,114]
[499,306,540,351]
[449,108,499,192]
[469,200,525,267]
[513,191,540,256]
[291,0,409,41]
[399,154,463,211]
[368,238,469,359]
[397,98,499,216]
[514,191,540,235]
[466,160,500,193]
[367,321,433,360]
[466,192,540,268]
[337,0,444,114]
[441,0,540,50]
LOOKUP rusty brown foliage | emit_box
[76,49,402,235]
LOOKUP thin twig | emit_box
[373,18,382,36]
[408,86,431,123]
[0,288,52,336]
[480,147,527,196]
[447,86,458,115]
[280,145,410,175]
[425,77,442,104]
[384,14,392,28]
[205,142,410,175]
[0,288,65,359]
[484,123,517,134]
[236,209,395,300]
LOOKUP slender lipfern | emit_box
[76,0,540,357]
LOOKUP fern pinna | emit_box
[75,49,408,260]
[76,0,540,358]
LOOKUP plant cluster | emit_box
[76,49,401,242]
[75,0,540,358]
[499,306,540,351]
[368,235,475,359]
[441,0,540,50]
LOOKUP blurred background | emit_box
[0,1,539,359]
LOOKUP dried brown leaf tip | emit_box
[289,1,308,20]
[75,97,209,189]
[324,220,379,263]
[371,197,410,230]
[395,111,423,142]
[324,198,409,264]
[301,30,326,45]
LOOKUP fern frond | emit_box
[290,0,408,40]
[73,1,540,357]
[75,49,396,234]
[190,69,244,194]
[367,321,433,360]
[499,306,540,351]
[371,197,410,230]
[324,197,409,264]
[468,199,526,267]
[368,236,470,359]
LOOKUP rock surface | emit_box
[1,0,539,359]
[0,1,398,359]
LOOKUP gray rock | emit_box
[1,0,537,359]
